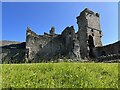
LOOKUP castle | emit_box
[1,8,120,63]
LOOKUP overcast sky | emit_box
[2,2,118,45]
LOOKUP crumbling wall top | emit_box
[61,26,75,36]
[26,27,39,38]
[77,8,100,19]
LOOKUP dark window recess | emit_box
[88,35,95,58]
[11,57,13,60]
[88,35,95,48]
[69,32,71,34]
[39,44,43,48]
[91,29,94,32]
[101,51,106,56]
[118,51,120,54]
[77,36,79,40]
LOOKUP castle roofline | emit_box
[76,8,100,19]
[82,8,94,14]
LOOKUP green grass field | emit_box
[1,63,119,88]
[0,76,1,89]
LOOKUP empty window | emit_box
[69,32,71,34]
[91,29,94,32]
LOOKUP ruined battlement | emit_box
[26,26,59,39]
[26,27,40,38]
[62,26,75,37]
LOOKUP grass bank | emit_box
[2,63,118,88]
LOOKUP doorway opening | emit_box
[88,35,95,58]
[88,35,94,47]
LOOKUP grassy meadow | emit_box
[1,63,119,88]
[0,76,1,89]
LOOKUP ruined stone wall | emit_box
[1,42,26,63]
[76,9,88,59]
[26,26,81,62]
[26,28,65,62]
[61,26,75,54]
[61,26,80,59]
[96,54,120,62]
[2,48,26,63]
[34,35,65,62]
[95,41,120,58]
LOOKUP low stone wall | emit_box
[2,48,26,63]
[96,54,120,62]
[1,42,26,63]
[95,41,120,57]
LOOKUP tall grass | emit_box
[2,63,118,88]
[0,65,2,89]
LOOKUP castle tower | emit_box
[76,8,102,59]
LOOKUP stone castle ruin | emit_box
[1,8,120,63]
